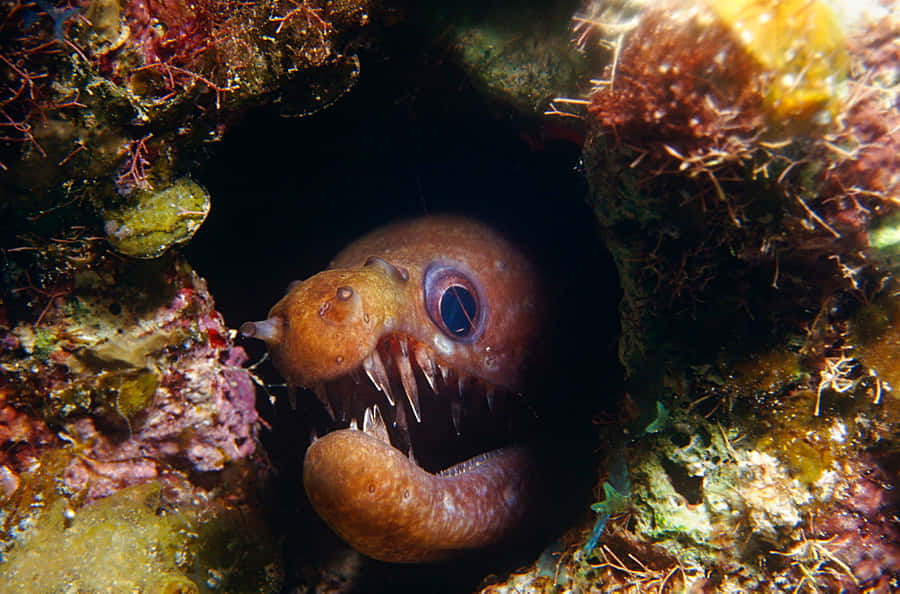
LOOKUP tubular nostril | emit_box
[336,286,354,300]
[239,317,282,342]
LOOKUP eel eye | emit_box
[424,264,485,342]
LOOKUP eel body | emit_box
[241,215,545,563]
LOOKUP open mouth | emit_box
[241,215,546,563]
[296,333,539,564]
[304,333,527,475]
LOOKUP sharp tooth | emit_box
[349,369,362,385]
[457,374,468,399]
[486,385,496,412]
[396,339,421,422]
[414,344,438,392]
[362,355,379,389]
[363,351,395,406]
[400,337,409,358]
[349,417,359,430]
[363,405,391,443]
[450,400,462,435]
[309,429,318,444]
[438,363,450,384]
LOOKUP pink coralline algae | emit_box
[0,250,263,505]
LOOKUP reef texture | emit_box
[0,239,279,591]
[485,0,899,592]
[452,10,587,118]
[0,0,373,216]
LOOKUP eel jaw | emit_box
[241,323,539,562]
[303,413,537,563]
[304,333,520,473]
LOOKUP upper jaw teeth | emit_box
[395,337,421,422]
[362,348,394,406]
[315,337,501,442]
[360,339,458,426]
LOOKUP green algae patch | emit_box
[187,506,284,592]
[0,479,283,593]
[456,22,586,116]
[755,428,834,487]
[0,482,199,592]
[104,178,211,259]
[869,211,900,271]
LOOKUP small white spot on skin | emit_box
[442,492,457,514]
[433,334,455,356]
[503,485,518,507]
[494,260,505,271]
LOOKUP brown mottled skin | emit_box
[304,430,536,563]
[242,215,545,563]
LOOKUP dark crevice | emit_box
[661,457,704,506]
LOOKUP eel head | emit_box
[241,215,546,562]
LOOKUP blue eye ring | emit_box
[423,264,486,342]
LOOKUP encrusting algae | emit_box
[1,238,281,591]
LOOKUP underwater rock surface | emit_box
[485,0,899,592]
[1,0,898,592]
[0,244,279,591]
[0,0,374,212]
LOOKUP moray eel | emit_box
[241,215,545,563]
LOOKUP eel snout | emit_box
[244,266,404,387]
[303,406,537,563]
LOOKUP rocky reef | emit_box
[0,239,279,591]
[0,0,373,224]
[1,0,898,592]
[482,0,900,592]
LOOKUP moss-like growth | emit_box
[850,294,900,409]
[455,22,587,116]
[0,482,199,591]
[0,480,283,592]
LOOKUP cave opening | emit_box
[188,16,621,591]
